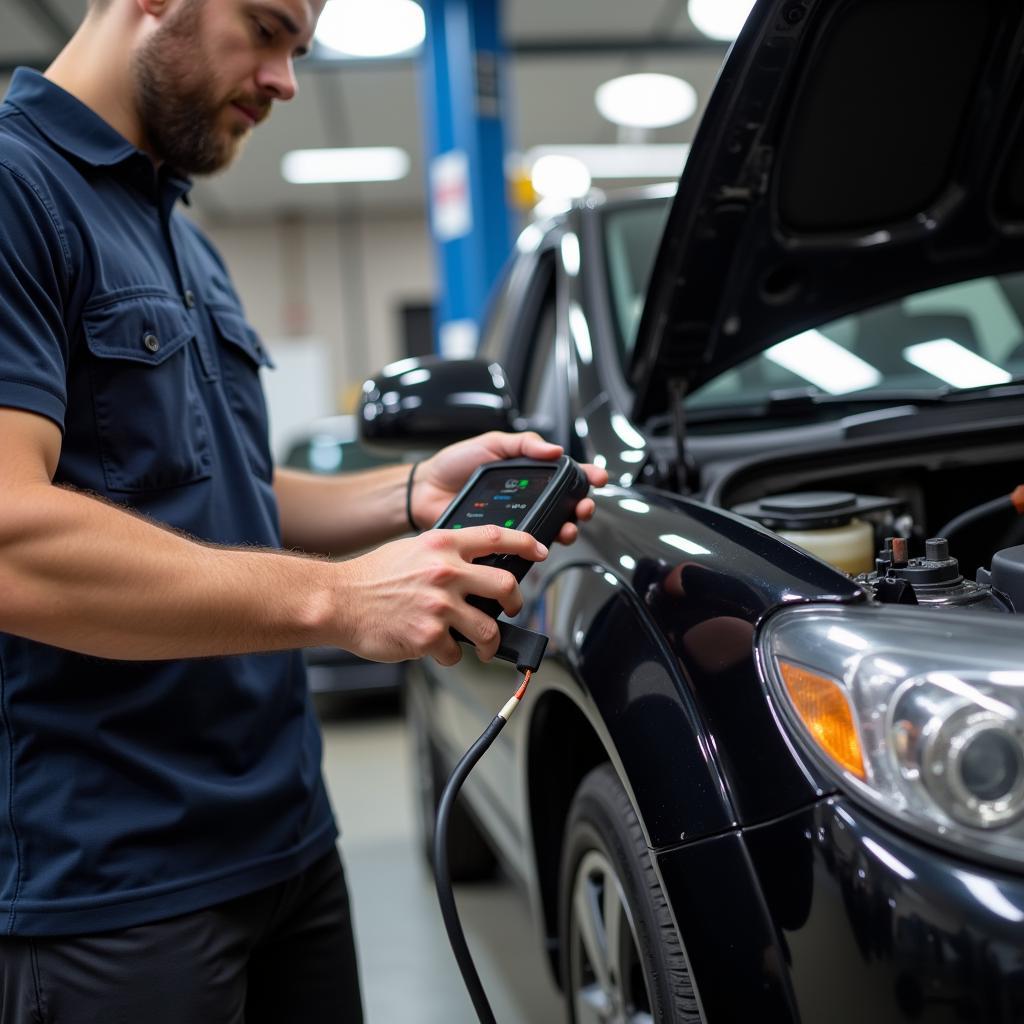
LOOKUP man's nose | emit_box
[256,56,298,102]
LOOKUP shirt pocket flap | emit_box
[209,305,275,369]
[83,292,194,366]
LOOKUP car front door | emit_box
[433,246,570,858]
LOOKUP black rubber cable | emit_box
[433,715,506,1024]
[938,494,1015,541]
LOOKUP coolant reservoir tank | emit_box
[732,491,888,575]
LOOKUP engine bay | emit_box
[703,421,1024,612]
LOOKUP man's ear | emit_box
[136,0,170,17]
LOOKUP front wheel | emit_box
[559,765,699,1023]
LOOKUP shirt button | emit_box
[143,333,160,353]
[184,290,196,309]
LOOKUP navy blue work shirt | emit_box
[0,69,337,935]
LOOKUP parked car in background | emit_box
[360,1,1024,1020]
[284,415,406,698]
[283,413,401,477]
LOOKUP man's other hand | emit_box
[409,431,608,544]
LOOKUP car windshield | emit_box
[604,198,1024,411]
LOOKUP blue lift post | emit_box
[420,0,515,357]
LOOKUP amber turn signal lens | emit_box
[779,660,866,780]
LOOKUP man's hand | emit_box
[334,525,548,666]
[410,431,608,543]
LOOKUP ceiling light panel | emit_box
[282,148,411,184]
[766,330,883,395]
[526,144,689,179]
[903,340,1012,389]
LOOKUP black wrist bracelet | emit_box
[406,461,420,532]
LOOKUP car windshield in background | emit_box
[604,200,1024,414]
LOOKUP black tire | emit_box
[559,764,699,1023]
[406,692,496,882]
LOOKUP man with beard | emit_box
[0,0,605,1020]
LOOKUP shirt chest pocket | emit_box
[208,304,275,482]
[83,291,213,493]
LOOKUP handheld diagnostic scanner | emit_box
[430,456,589,665]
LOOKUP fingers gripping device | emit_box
[430,456,589,672]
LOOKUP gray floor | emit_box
[319,699,565,1023]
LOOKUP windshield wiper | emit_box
[679,378,1024,425]
[644,376,1024,451]
[680,388,950,425]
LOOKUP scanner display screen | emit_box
[443,467,556,531]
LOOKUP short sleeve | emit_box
[0,160,71,430]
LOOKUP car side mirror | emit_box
[358,356,517,452]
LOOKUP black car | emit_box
[362,1,1024,1019]
[284,415,405,698]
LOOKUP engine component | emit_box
[863,536,1012,611]
[732,491,901,575]
[977,544,1024,613]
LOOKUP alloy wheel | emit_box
[569,848,655,1024]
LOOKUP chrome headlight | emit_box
[759,604,1024,865]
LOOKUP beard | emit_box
[132,0,261,176]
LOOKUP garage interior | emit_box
[0,0,729,454]
[0,1,741,1020]
[9,0,1024,1020]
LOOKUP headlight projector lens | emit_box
[923,710,1024,828]
[961,730,1022,802]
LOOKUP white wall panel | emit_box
[199,213,434,418]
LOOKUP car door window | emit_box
[478,265,516,361]
[518,273,564,443]
[479,246,545,363]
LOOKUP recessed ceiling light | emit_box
[315,0,425,58]
[282,148,410,184]
[531,155,592,200]
[595,74,698,130]
[687,0,755,41]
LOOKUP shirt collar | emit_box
[6,67,139,167]
[4,68,193,204]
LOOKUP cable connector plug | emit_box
[495,621,548,673]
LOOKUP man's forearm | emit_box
[274,463,413,556]
[0,482,340,660]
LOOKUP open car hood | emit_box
[631,0,1024,420]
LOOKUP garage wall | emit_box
[197,211,436,413]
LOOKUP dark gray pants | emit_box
[0,848,363,1024]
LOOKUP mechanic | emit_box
[0,0,605,1020]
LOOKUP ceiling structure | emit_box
[0,0,729,220]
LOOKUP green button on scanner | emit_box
[519,480,528,488]
[504,519,515,528]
